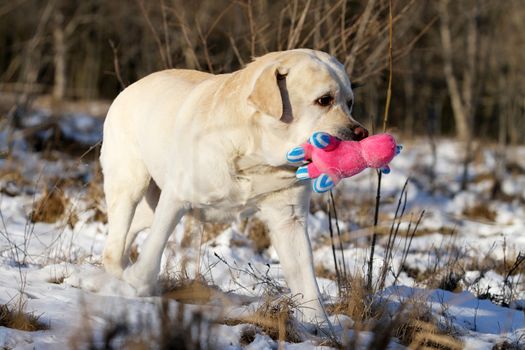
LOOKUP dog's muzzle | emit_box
[336,126,369,141]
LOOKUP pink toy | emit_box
[286,132,401,193]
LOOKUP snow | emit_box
[1,123,525,349]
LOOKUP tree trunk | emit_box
[438,0,474,142]
[52,10,66,100]
[403,56,415,138]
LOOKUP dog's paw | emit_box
[122,265,156,296]
[312,173,334,193]
[64,266,138,297]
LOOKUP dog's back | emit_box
[101,69,214,188]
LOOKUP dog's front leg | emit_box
[258,185,328,325]
[122,186,188,295]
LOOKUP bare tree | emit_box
[52,7,66,100]
[437,0,478,142]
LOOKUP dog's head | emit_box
[246,49,368,165]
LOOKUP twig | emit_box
[228,35,245,67]
[327,198,342,295]
[329,191,347,280]
[159,0,172,68]
[137,0,168,69]
[109,40,126,90]
[169,8,202,70]
[377,179,409,291]
[393,210,425,285]
[367,170,382,291]
[382,0,394,132]
[196,22,214,73]
[287,0,311,49]
[367,0,394,292]
[246,0,256,57]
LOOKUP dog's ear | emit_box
[248,64,288,120]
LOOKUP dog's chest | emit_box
[195,165,298,221]
[239,165,298,200]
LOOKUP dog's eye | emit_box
[316,95,334,107]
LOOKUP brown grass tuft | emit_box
[202,222,230,243]
[326,273,462,349]
[405,321,463,350]
[163,280,217,305]
[0,302,48,331]
[224,295,301,344]
[243,218,271,253]
[315,264,337,281]
[161,272,221,305]
[463,203,497,222]
[179,211,229,248]
[493,340,524,350]
[85,166,108,224]
[327,274,373,322]
[30,187,69,224]
[47,275,66,284]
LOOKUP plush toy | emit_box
[287,132,401,193]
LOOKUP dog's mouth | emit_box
[335,126,369,141]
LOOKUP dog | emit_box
[100,49,368,324]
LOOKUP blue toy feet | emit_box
[380,166,391,174]
[309,132,331,149]
[296,166,310,180]
[287,146,306,164]
[313,173,335,193]
[395,145,403,155]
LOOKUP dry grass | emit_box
[462,203,497,222]
[224,294,302,344]
[243,217,271,253]
[315,264,338,281]
[506,162,525,176]
[0,165,29,197]
[47,275,66,284]
[325,273,462,349]
[328,274,374,322]
[161,276,219,305]
[494,253,525,278]
[493,340,525,350]
[178,213,270,253]
[71,300,216,350]
[403,321,462,350]
[179,211,229,248]
[0,301,48,332]
[401,264,463,293]
[84,165,107,224]
[30,186,69,223]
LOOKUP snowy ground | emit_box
[1,114,525,349]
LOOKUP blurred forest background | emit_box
[0,0,524,143]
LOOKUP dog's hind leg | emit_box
[122,185,188,295]
[122,180,160,265]
[101,151,150,278]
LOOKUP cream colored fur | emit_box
[100,49,365,325]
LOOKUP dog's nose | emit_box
[352,126,369,141]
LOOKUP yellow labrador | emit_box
[100,49,368,324]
